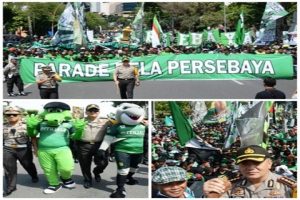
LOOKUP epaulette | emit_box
[277,176,297,188]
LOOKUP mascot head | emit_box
[40,102,72,126]
[116,103,144,126]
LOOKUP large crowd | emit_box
[152,102,297,196]
[3,34,297,66]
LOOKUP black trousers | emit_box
[118,79,135,99]
[76,141,109,183]
[6,75,24,93]
[39,88,59,99]
[3,146,38,193]
[115,151,143,171]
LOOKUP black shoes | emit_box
[32,176,39,183]
[126,178,139,185]
[93,172,101,182]
[83,181,92,189]
[3,188,17,197]
[110,188,126,198]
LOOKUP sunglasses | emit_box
[5,114,19,117]
[88,109,99,113]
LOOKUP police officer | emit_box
[203,145,295,198]
[76,104,111,189]
[3,57,26,96]
[36,65,62,99]
[113,57,140,99]
[3,106,39,197]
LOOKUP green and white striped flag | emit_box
[52,2,88,47]
[234,12,245,45]
[131,2,144,44]
[256,2,288,44]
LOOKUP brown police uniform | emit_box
[114,57,139,99]
[3,106,38,196]
[223,172,293,198]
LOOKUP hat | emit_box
[236,145,270,164]
[42,65,52,70]
[4,106,22,115]
[152,166,187,184]
[122,56,130,62]
[86,104,99,111]
[44,102,70,110]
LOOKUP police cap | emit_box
[236,145,270,164]
[4,106,22,115]
[86,104,100,111]
[122,56,130,62]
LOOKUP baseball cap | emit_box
[86,104,99,111]
[122,56,130,62]
[152,166,187,184]
[236,145,270,164]
[4,106,22,115]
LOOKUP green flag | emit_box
[131,2,144,44]
[169,102,195,146]
[234,12,245,45]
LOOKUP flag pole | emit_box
[224,3,227,33]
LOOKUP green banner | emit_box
[20,53,294,83]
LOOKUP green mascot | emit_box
[26,102,86,194]
[100,103,146,198]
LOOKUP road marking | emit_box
[231,80,244,85]
[24,83,33,89]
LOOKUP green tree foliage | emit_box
[85,12,108,31]
[154,102,192,119]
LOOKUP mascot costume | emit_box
[26,102,86,194]
[99,103,146,198]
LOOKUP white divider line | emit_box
[231,80,244,85]
[24,83,33,89]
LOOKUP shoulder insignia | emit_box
[277,176,297,188]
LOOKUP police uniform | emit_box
[3,106,38,196]
[114,57,139,99]
[3,59,25,96]
[223,145,295,198]
[224,172,293,198]
[36,66,60,99]
[76,104,111,188]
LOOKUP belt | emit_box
[118,78,134,81]
[77,141,100,145]
[4,144,27,148]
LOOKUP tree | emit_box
[85,12,108,32]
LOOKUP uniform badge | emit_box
[267,189,283,198]
[244,147,254,154]
[231,187,245,197]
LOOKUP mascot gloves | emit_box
[70,118,87,140]
[26,114,42,137]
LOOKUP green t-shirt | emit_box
[107,124,145,154]
[37,121,74,150]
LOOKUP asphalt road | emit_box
[3,79,297,99]
[3,156,149,198]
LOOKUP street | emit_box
[3,79,297,99]
[3,157,149,198]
